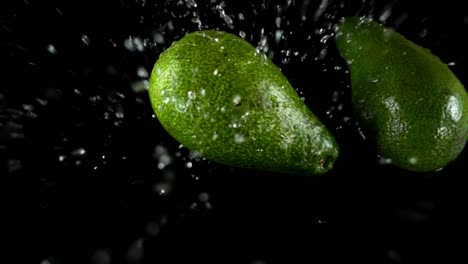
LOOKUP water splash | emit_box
[214,1,234,29]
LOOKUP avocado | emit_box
[149,30,339,175]
[335,16,468,172]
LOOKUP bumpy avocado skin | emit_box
[336,17,468,172]
[149,30,339,175]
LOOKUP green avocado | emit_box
[149,30,339,175]
[336,16,468,172]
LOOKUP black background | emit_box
[1,0,467,263]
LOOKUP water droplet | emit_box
[379,7,392,22]
[368,77,380,83]
[447,61,456,66]
[212,133,219,141]
[275,30,283,43]
[313,0,329,21]
[275,17,281,27]
[186,162,193,168]
[153,31,165,44]
[320,34,332,43]
[258,35,268,51]
[46,44,57,54]
[316,28,325,35]
[378,156,392,165]
[124,36,144,52]
[240,111,250,120]
[191,16,202,28]
[176,102,188,112]
[71,148,86,156]
[198,192,210,202]
[357,127,367,140]
[234,133,246,144]
[316,218,327,224]
[408,157,418,165]
[419,28,428,38]
[131,80,149,93]
[332,91,339,102]
[115,108,124,119]
[81,34,90,45]
[213,69,219,76]
[188,91,196,100]
[437,126,449,139]
[136,67,148,78]
[238,13,244,20]
[239,31,246,38]
[154,145,172,169]
[58,155,65,162]
[154,182,171,196]
[232,95,241,105]
[315,48,327,60]
[185,0,197,8]
[446,96,461,122]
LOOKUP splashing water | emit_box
[3,1,465,263]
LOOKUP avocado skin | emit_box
[149,30,339,175]
[336,17,468,172]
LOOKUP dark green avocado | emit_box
[149,30,339,175]
[336,16,468,172]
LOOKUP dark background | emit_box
[1,0,467,263]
